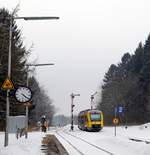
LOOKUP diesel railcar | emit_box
[78,109,104,131]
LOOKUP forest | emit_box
[0,8,54,130]
[97,35,150,125]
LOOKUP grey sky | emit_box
[1,0,150,116]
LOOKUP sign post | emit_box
[113,118,119,136]
[113,107,119,136]
[1,78,14,147]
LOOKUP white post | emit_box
[4,16,12,147]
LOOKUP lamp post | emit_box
[90,91,97,110]
[4,15,59,147]
[70,93,80,131]
[25,63,54,138]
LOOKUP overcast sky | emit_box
[1,0,150,116]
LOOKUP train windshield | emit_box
[90,113,100,121]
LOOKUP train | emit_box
[78,109,104,131]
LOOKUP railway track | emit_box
[55,130,114,155]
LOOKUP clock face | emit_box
[15,86,32,103]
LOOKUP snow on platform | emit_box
[0,132,45,155]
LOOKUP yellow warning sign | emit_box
[1,78,14,90]
[113,118,119,125]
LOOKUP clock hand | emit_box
[21,94,30,99]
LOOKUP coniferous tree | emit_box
[0,8,55,130]
[139,35,150,122]
[97,35,150,125]
[0,8,28,129]
[28,76,55,126]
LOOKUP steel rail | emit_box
[56,131,84,155]
[63,130,114,155]
[56,130,114,155]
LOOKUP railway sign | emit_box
[118,106,123,113]
[1,78,14,90]
[113,118,119,125]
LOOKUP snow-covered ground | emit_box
[54,124,150,155]
[0,132,45,155]
[0,124,150,155]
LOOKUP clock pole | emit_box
[14,86,32,139]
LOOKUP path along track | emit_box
[55,130,114,155]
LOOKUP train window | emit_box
[90,113,100,121]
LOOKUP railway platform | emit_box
[41,134,69,155]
